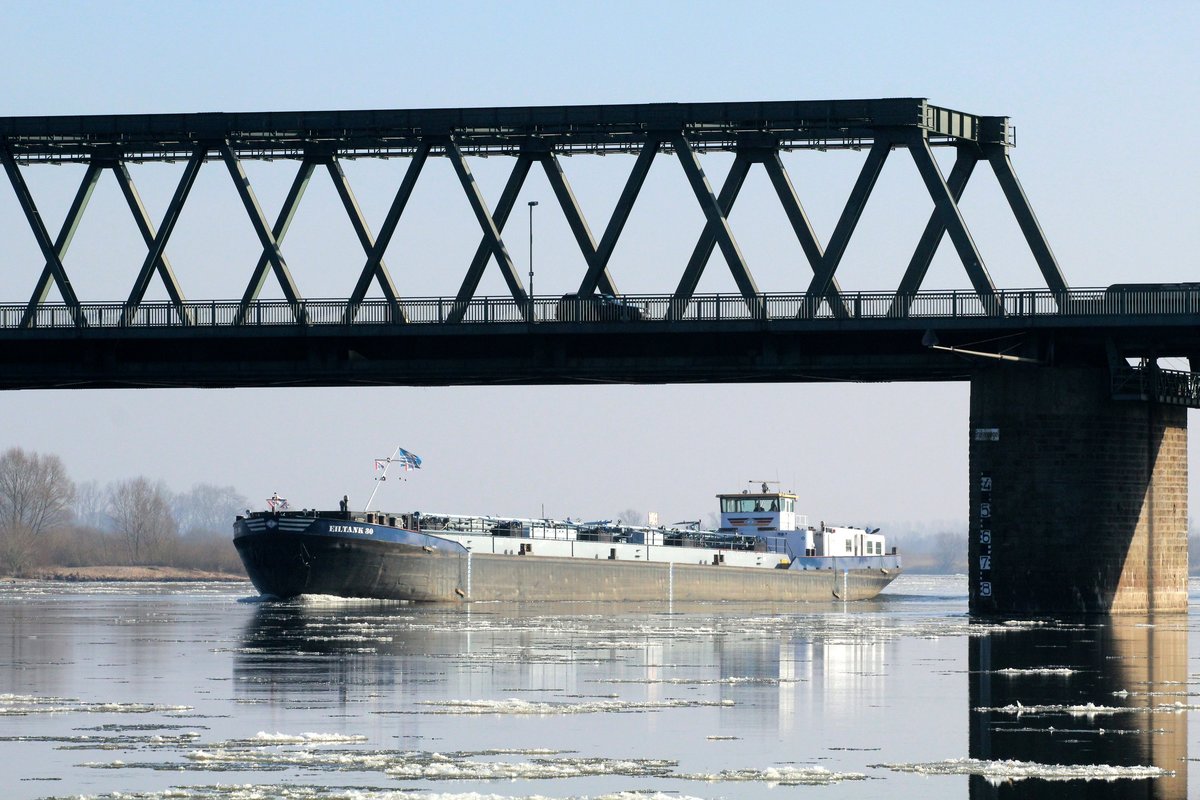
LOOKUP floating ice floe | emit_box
[250,732,369,745]
[0,693,191,716]
[876,757,1171,781]
[593,675,800,685]
[994,667,1077,676]
[167,748,679,781]
[385,755,678,781]
[676,764,867,785]
[37,787,711,800]
[411,698,734,715]
[978,701,1195,716]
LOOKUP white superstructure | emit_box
[718,483,886,558]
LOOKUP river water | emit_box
[0,575,1195,799]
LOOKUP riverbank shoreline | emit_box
[7,566,248,582]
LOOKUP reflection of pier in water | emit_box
[970,617,1187,799]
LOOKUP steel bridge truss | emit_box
[0,98,1066,328]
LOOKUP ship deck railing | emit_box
[789,554,902,571]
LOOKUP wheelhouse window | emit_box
[721,497,771,513]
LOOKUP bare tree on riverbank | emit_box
[173,483,249,536]
[0,447,74,575]
[108,477,177,564]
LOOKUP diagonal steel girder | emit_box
[122,145,206,325]
[804,139,890,318]
[757,150,850,318]
[576,138,661,296]
[220,142,306,323]
[447,147,532,323]
[1,146,87,325]
[449,139,662,320]
[671,136,760,315]
[670,151,753,319]
[342,143,431,323]
[888,146,979,316]
[111,160,193,325]
[236,159,316,324]
[538,151,618,297]
[906,131,1002,316]
[16,159,102,327]
[983,143,1069,307]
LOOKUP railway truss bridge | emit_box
[0,98,1194,615]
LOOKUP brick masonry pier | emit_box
[969,366,1188,614]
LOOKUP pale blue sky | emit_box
[0,1,1196,528]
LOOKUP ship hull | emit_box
[235,516,900,603]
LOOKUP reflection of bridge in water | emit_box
[2,99,1193,614]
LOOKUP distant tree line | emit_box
[0,446,247,577]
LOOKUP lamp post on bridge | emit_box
[528,200,538,321]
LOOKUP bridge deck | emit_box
[1,288,1198,398]
[2,287,1198,331]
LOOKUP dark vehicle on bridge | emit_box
[1103,283,1200,314]
[556,293,644,322]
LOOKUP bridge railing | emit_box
[3,286,1200,329]
[1112,364,1200,407]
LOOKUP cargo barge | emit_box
[234,483,901,602]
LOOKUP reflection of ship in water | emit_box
[233,599,897,734]
[703,602,894,733]
[233,603,462,701]
[970,617,1187,799]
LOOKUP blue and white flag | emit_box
[377,447,422,473]
[395,447,422,471]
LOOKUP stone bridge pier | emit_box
[968,366,1188,615]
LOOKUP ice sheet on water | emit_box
[676,765,867,785]
[978,701,1194,716]
[0,730,202,750]
[385,756,678,781]
[411,698,734,715]
[43,787,710,800]
[158,748,679,780]
[977,702,1123,717]
[445,650,609,665]
[250,732,371,744]
[593,676,800,685]
[876,757,1171,781]
[0,693,191,715]
[84,730,838,787]
[994,667,1077,676]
